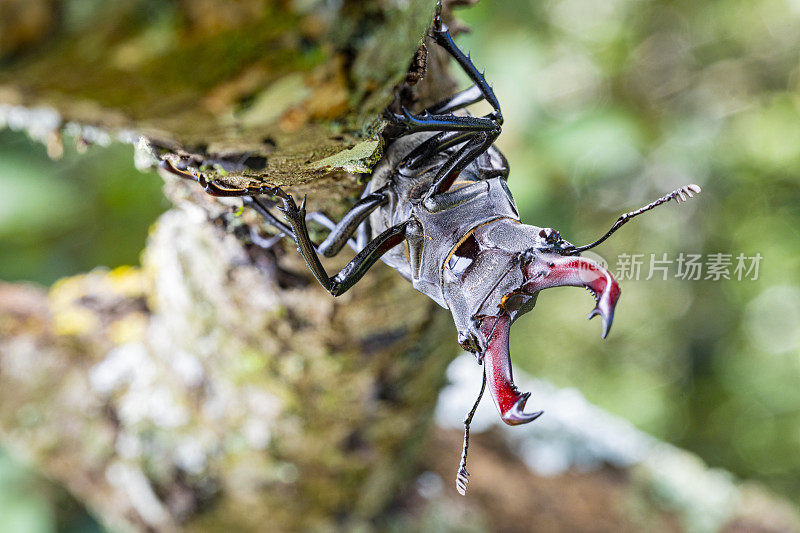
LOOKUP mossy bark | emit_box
[0,211,455,531]
[0,1,461,530]
[0,0,442,192]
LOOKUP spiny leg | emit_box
[278,194,408,296]
[245,196,343,249]
[163,159,387,257]
[400,130,475,170]
[393,10,504,205]
[456,367,487,496]
[252,192,389,257]
[425,85,484,116]
[306,212,361,252]
[246,197,369,254]
[160,160,288,198]
[244,196,294,236]
[162,160,294,246]
[390,10,502,135]
[430,12,502,123]
[163,157,400,294]
[392,109,499,135]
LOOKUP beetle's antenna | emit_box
[563,184,701,255]
[456,367,487,496]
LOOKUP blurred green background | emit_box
[1,0,799,530]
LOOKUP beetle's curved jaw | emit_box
[478,254,620,426]
[480,313,544,425]
[523,254,621,339]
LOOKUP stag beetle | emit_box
[164,6,700,495]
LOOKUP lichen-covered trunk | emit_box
[0,209,455,531]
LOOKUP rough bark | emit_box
[0,218,454,531]
[0,1,460,530]
[0,0,450,195]
[1,1,799,532]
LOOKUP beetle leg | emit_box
[425,85,484,116]
[280,189,389,256]
[430,17,502,124]
[169,155,389,258]
[278,193,409,296]
[248,228,285,250]
[391,107,499,135]
[245,196,380,256]
[243,196,295,237]
[160,160,286,198]
[392,9,502,134]
[316,191,389,257]
[245,197,341,244]
[400,130,475,170]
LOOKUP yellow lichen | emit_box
[108,265,146,298]
[108,313,148,345]
[53,306,99,337]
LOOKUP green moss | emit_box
[309,138,383,174]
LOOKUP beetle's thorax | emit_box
[367,133,516,307]
[406,178,519,305]
[442,219,544,347]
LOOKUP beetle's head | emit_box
[444,219,620,347]
[442,184,700,426]
[442,219,620,425]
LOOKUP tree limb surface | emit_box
[3,275,799,532]
[0,0,442,195]
[0,209,455,531]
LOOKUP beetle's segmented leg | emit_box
[401,130,474,170]
[391,107,499,135]
[248,228,285,250]
[278,193,408,296]
[243,196,294,237]
[425,85,484,117]
[160,160,288,198]
[430,22,502,124]
[456,368,487,496]
[164,157,388,259]
[390,13,502,135]
[316,189,389,257]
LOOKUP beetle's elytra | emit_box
[165,4,700,495]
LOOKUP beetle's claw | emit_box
[501,392,544,426]
[587,299,615,339]
[277,192,304,224]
